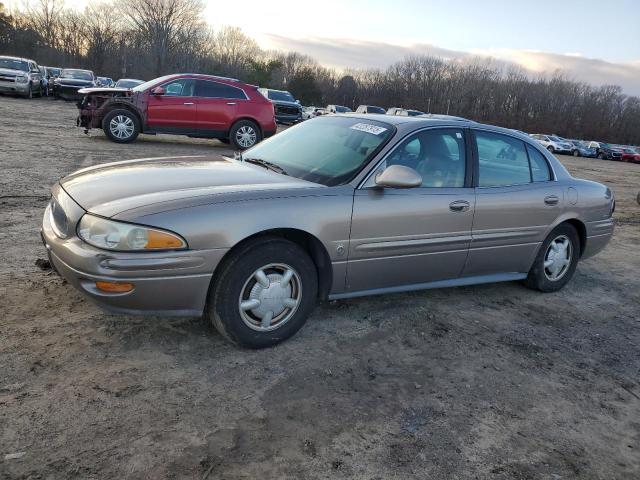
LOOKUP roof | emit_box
[0,55,34,62]
[336,113,533,141]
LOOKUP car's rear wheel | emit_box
[206,237,318,348]
[547,145,555,153]
[103,109,140,143]
[524,223,579,292]
[229,120,262,150]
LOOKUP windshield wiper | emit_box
[243,157,288,176]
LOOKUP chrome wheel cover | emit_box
[544,235,572,281]
[235,125,257,148]
[109,115,135,139]
[238,263,302,332]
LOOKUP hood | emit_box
[271,99,301,108]
[55,78,94,86]
[78,87,132,95]
[0,67,24,77]
[60,155,321,218]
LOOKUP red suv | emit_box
[77,73,277,150]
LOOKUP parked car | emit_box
[53,69,96,100]
[0,55,43,98]
[96,77,114,88]
[258,88,302,124]
[355,105,386,114]
[115,78,144,89]
[301,106,326,120]
[530,134,573,154]
[586,141,623,160]
[326,104,352,113]
[77,73,277,150]
[387,107,425,116]
[568,140,597,157]
[618,146,640,163]
[42,114,615,348]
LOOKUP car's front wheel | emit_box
[229,120,262,150]
[597,152,605,159]
[524,223,579,292]
[24,82,33,99]
[547,145,555,153]
[572,149,579,157]
[207,237,318,348]
[103,109,140,143]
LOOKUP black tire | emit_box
[547,145,555,153]
[206,237,318,348]
[24,83,33,99]
[102,108,140,143]
[229,119,262,150]
[572,149,579,157]
[597,152,605,159]
[524,223,579,293]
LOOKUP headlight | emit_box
[77,214,187,251]
[16,74,28,83]
[49,198,69,238]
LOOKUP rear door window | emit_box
[475,131,531,187]
[195,80,246,99]
[526,144,552,182]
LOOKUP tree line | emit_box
[1,0,639,145]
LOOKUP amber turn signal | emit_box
[95,281,134,293]
[146,230,185,249]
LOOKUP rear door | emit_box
[463,129,562,276]
[146,78,196,133]
[194,80,247,134]
[347,127,475,293]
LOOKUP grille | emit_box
[276,105,300,116]
[0,74,16,82]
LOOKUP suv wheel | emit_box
[524,223,579,293]
[230,120,262,150]
[103,109,140,143]
[24,82,33,99]
[206,237,318,348]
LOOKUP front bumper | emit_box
[54,84,84,98]
[41,186,228,316]
[0,80,29,94]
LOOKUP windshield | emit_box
[241,116,394,186]
[0,58,29,72]
[549,136,565,142]
[268,90,295,102]
[61,69,93,81]
[132,75,174,92]
[334,105,352,113]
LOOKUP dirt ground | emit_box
[1,95,639,480]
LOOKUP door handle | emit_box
[544,195,559,206]
[226,102,236,106]
[183,102,194,105]
[449,200,470,212]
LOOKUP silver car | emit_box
[0,56,43,98]
[41,115,615,348]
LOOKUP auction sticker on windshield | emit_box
[350,123,388,135]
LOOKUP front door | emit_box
[147,78,196,133]
[463,129,563,276]
[347,127,475,293]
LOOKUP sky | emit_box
[10,0,640,94]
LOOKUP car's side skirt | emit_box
[328,272,527,300]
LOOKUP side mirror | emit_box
[375,165,422,189]
[151,86,166,95]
